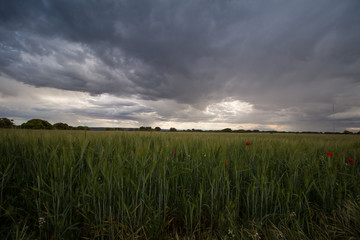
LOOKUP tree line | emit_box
[1,117,359,134]
[0,118,89,130]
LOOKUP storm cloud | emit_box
[1,0,360,131]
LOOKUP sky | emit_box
[1,0,360,132]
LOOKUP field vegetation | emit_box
[0,129,359,239]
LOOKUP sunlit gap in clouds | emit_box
[205,98,253,118]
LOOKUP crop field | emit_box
[0,129,359,239]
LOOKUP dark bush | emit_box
[21,119,53,129]
[0,118,15,128]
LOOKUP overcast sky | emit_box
[1,0,360,131]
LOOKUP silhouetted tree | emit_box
[221,128,232,132]
[154,127,161,131]
[169,127,177,132]
[0,118,15,128]
[21,119,52,129]
[53,122,71,130]
[76,126,89,130]
[139,126,153,131]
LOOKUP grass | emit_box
[0,129,359,239]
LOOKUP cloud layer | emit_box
[1,0,360,131]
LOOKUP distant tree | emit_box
[53,122,71,130]
[154,127,161,131]
[0,118,15,128]
[234,129,246,133]
[343,130,353,134]
[221,128,232,132]
[191,129,203,132]
[139,126,153,131]
[21,119,52,129]
[169,127,177,132]
[76,126,89,130]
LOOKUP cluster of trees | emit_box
[1,117,360,134]
[135,126,360,134]
[21,119,53,129]
[0,118,15,128]
[139,126,161,131]
[138,127,177,131]
[218,128,360,134]
[0,118,89,130]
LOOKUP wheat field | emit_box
[0,129,359,239]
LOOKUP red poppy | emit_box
[173,152,177,156]
[245,142,251,146]
[348,158,355,163]
[326,152,333,157]
[224,161,228,166]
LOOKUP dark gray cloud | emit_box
[1,0,360,131]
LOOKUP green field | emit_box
[0,130,359,239]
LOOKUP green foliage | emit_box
[75,126,89,130]
[139,126,152,131]
[53,122,71,130]
[0,130,359,239]
[20,119,53,129]
[0,118,15,128]
[221,128,232,132]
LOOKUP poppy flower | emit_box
[326,152,333,157]
[348,158,355,163]
[245,142,251,146]
[224,161,228,166]
[173,152,177,156]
